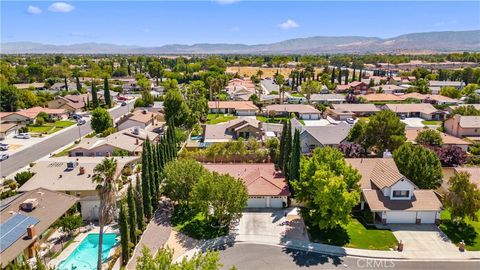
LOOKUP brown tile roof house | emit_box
[0,188,78,267]
[328,104,380,119]
[384,103,446,120]
[444,115,480,138]
[47,94,91,112]
[203,163,290,208]
[400,93,459,105]
[405,128,471,151]
[454,167,480,189]
[0,107,68,124]
[203,118,263,144]
[0,123,21,139]
[265,104,321,120]
[359,94,404,102]
[117,110,165,131]
[345,158,442,224]
[370,84,407,94]
[208,101,258,116]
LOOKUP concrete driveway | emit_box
[389,224,461,259]
[401,117,425,128]
[233,208,308,244]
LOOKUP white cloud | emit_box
[48,2,75,13]
[213,0,240,5]
[279,19,299,30]
[27,5,42,14]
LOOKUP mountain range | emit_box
[2,30,479,54]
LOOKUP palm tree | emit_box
[93,158,118,270]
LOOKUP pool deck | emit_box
[48,225,118,269]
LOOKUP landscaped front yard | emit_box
[439,210,480,251]
[171,205,228,240]
[421,120,443,125]
[308,218,398,250]
[206,114,236,124]
[28,120,75,135]
[256,115,305,125]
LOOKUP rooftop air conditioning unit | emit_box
[132,127,140,135]
[66,161,77,170]
[20,198,38,212]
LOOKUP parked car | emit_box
[0,153,9,161]
[117,96,127,101]
[70,114,82,120]
[121,102,127,106]
[77,119,86,126]
[400,114,406,120]
[346,118,355,125]
[15,133,31,139]
[0,143,9,151]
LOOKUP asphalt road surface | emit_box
[0,101,134,177]
[219,243,480,270]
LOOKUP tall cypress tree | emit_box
[91,80,99,108]
[64,77,69,91]
[141,141,152,220]
[119,203,130,265]
[352,68,356,82]
[76,76,81,92]
[337,68,342,85]
[135,174,145,231]
[330,67,335,84]
[147,140,157,208]
[278,121,287,168]
[358,69,363,82]
[344,69,349,85]
[127,184,137,244]
[289,129,301,183]
[283,120,292,179]
[103,78,112,108]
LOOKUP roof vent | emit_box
[21,199,38,212]
[66,161,78,170]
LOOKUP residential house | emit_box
[291,118,351,153]
[336,82,369,94]
[0,188,78,267]
[208,101,258,116]
[328,104,380,120]
[264,104,321,120]
[0,123,22,140]
[68,128,159,157]
[13,83,45,90]
[310,94,346,104]
[444,115,480,138]
[117,110,165,131]
[203,163,291,208]
[453,167,480,189]
[0,107,68,125]
[405,128,472,151]
[359,94,405,103]
[400,93,459,105]
[383,103,446,120]
[346,158,442,224]
[202,118,263,145]
[370,84,407,94]
[226,78,257,101]
[47,94,91,113]
[18,157,139,221]
[387,76,416,85]
[447,104,480,113]
[428,80,464,95]
[49,82,78,92]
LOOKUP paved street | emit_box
[0,100,134,177]
[219,243,480,270]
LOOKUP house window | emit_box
[392,190,410,198]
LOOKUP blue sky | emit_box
[2,1,479,46]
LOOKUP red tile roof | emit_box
[203,163,291,196]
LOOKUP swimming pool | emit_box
[57,233,118,270]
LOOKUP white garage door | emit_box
[417,211,437,224]
[247,197,266,208]
[386,211,417,224]
[270,197,284,208]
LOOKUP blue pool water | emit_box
[57,233,118,270]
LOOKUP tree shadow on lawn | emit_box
[308,225,351,247]
[439,220,478,247]
[171,204,229,240]
[281,247,345,267]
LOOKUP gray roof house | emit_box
[310,94,346,104]
[291,118,351,153]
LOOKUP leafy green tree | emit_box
[393,143,443,189]
[450,105,480,116]
[192,171,248,226]
[56,214,83,236]
[142,90,154,106]
[164,90,191,127]
[127,184,138,244]
[136,246,223,270]
[445,172,480,222]
[364,110,406,154]
[162,159,206,205]
[103,78,112,108]
[415,129,443,147]
[0,84,18,112]
[119,203,130,265]
[289,129,301,182]
[92,158,118,270]
[292,147,361,229]
[347,119,367,144]
[266,138,279,163]
[90,107,113,134]
[148,61,164,85]
[440,86,462,99]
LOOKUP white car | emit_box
[15,133,31,139]
[0,143,9,151]
[0,153,9,161]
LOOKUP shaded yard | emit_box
[206,114,236,124]
[256,115,304,125]
[308,218,398,250]
[439,210,480,251]
[28,120,75,135]
[171,205,228,240]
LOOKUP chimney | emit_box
[79,166,85,175]
[27,225,36,239]
[135,138,139,145]
[106,152,111,157]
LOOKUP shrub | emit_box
[100,127,117,137]
[14,171,35,186]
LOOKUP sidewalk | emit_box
[126,200,173,269]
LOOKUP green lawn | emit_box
[53,144,77,157]
[422,120,443,126]
[256,116,304,125]
[308,218,398,250]
[290,93,305,97]
[206,114,236,124]
[172,205,228,240]
[28,120,75,134]
[439,210,480,251]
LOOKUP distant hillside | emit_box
[2,30,479,54]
